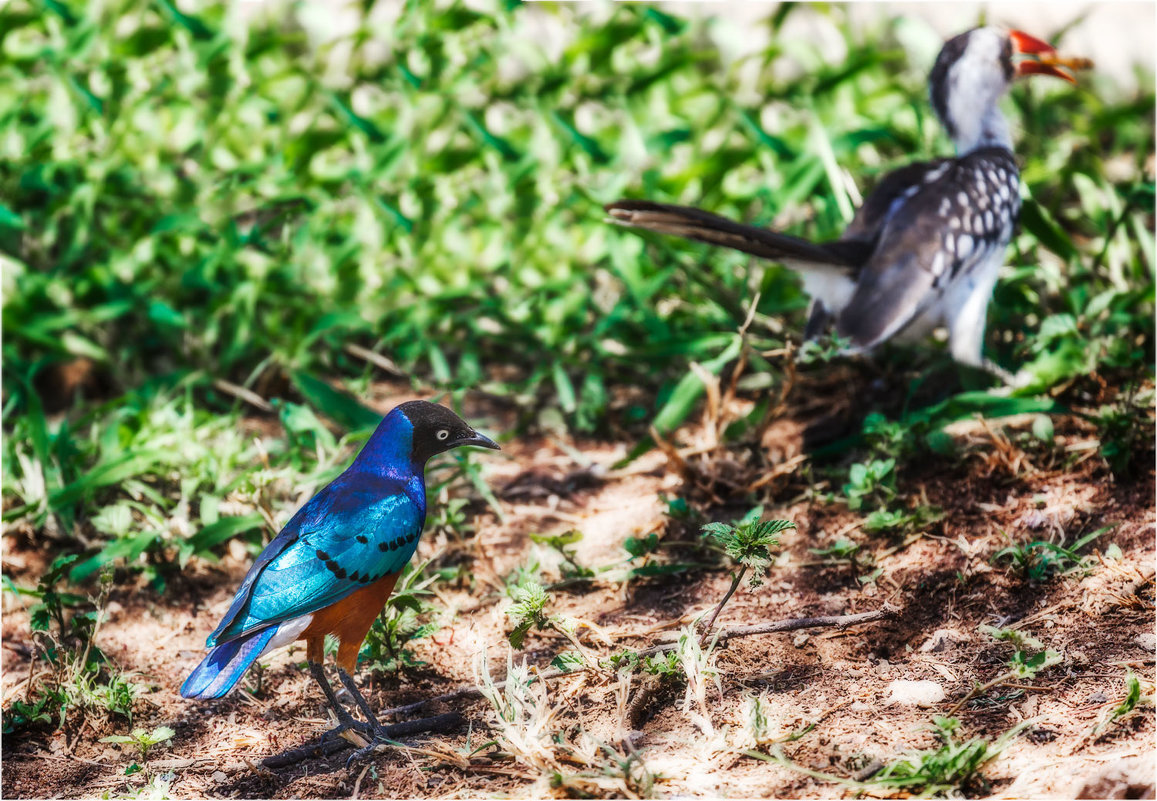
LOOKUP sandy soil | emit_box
[2,371,1154,799]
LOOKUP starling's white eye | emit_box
[436,429,450,441]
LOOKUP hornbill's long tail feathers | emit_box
[605,199,868,271]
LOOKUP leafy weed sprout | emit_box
[503,575,594,666]
[1088,671,1154,739]
[700,507,794,636]
[3,566,141,735]
[867,717,1029,797]
[761,716,1031,798]
[945,626,1063,714]
[99,726,176,761]
[992,525,1113,581]
[359,557,442,673]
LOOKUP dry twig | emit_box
[212,379,274,413]
[260,712,463,769]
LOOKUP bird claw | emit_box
[321,720,372,745]
[344,732,391,767]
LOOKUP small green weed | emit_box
[864,505,943,534]
[1089,672,1154,739]
[505,580,552,650]
[797,333,854,365]
[868,717,1027,797]
[429,497,471,542]
[530,530,593,582]
[1095,386,1154,476]
[99,771,176,800]
[861,412,917,460]
[641,650,682,679]
[700,507,794,635]
[809,538,864,565]
[843,459,897,512]
[503,576,589,662]
[100,726,175,760]
[601,647,686,682]
[759,717,1029,797]
[358,558,441,673]
[4,566,140,734]
[2,694,65,734]
[993,526,1112,581]
[947,626,1062,713]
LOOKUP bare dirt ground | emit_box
[2,370,1154,799]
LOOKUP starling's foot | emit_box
[321,718,372,744]
[342,712,465,768]
[344,737,388,766]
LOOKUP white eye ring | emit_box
[436,429,450,441]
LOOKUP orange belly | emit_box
[301,572,400,672]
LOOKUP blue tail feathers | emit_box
[180,626,278,700]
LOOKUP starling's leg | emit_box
[309,661,370,740]
[336,668,383,731]
[337,669,414,766]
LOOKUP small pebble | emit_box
[886,679,946,707]
[793,633,809,648]
[212,771,227,783]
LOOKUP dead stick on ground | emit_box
[213,379,273,413]
[351,764,371,799]
[261,712,463,769]
[377,605,898,720]
[707,606,897,643]
[343,343,407,378]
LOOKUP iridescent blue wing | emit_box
[207,473,425,645]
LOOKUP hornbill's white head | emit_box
[928,27,1092,154]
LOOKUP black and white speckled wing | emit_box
[836,148,1020,349]
[840,158,954,245]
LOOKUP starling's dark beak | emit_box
[1010,30,1093,83]
[463,430,500,450]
